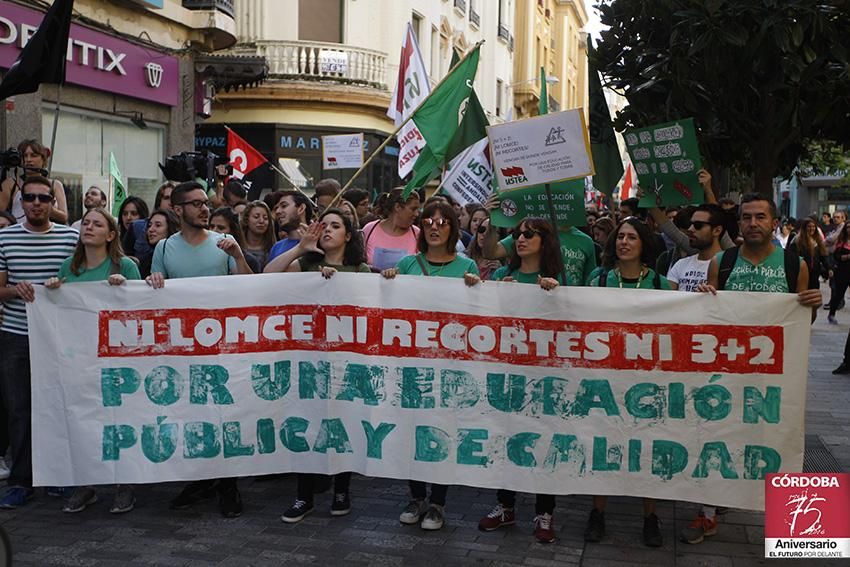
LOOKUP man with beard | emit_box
[267,190,314,261]
[666,204,725,292]
[0,176,78,508]
[146,181,252,518]
[70,186,107,231]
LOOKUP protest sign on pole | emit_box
[488,109,594,191]
[441,137,493,205]
[28,273,810,511]
[322,133,364,170]
[490,179,585,228]
[625,118,704,207]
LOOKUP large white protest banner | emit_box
[28,274,810,510]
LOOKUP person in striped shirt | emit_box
[0,176,78,509]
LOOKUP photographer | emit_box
[1,140,69,224]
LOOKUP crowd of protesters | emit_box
[0,139,834,547]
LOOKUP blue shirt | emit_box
[268,238,299,261]
[151,231,237,279]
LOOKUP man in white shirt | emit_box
[70,186,107,230]
[667,204,725,292]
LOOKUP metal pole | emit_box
[47,84,62,175]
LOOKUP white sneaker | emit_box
[0,458,10,481]
[420,504,445,530]
[399,499,427,524]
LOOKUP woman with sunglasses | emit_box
[492,218,565,290]
[382,201,480,531]
[466,217,502,281]
[43,208,141,514]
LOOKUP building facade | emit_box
[0,0,262,213]
[199,0,516,198]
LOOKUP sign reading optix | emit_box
[488,109,595,191]
[28,274,810,510]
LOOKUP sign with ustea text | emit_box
[488,109,594,191]
[322,133,364,170]
[28,274,811,510]
[0,0,179,105]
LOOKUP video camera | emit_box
[158,151,232,189]
[0,147,21,183]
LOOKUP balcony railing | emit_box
[236,40,388,89]
[183,0,234,18]
[454,0,467,14]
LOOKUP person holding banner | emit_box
[382,201,480,530]
[145,181,253,518]
[363,188,421,272]
[41,208,141,514]
[586,217,671,291]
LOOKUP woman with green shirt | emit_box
[44,208,140,514]
[382,201,480,531]
[491,217,564,290]
[583,216,667,548]
[586,216,671,290]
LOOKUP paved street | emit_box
[2,300,849,567]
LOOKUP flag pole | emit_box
[324,39,485,211]
[46,84,62,176]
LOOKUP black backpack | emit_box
[717,247,799,292]
[597,268,662,289]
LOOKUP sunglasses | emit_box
[21,193,53,203]
[690,221,713,230]
[422,217,450,228]
[513,228,540,240]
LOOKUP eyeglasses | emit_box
[513,229,541,240]
[21,193,53,203]
[422,217,450,228]
[690,221,713,230]
[176,199,210,209]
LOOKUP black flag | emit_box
[0,0,75,100]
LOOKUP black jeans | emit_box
[0,331,33,487]
[296,472,352,502]
[830,272,850,317]
[408,481,447,506]
[496,489,555,515]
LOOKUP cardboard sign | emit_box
[624,118,704,207]
[487,109,594,191]
[490,180,586,228]
[322,133,364,170]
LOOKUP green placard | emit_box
[490,180,586,228]
[624,118,703,207]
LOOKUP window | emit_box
[298,0,342,43]
[411,11,423,43]
[431,26,439,77]
[498,0,511,38]
[496,79,503,117]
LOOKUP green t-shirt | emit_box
[500,226,596,286]
[56,256,141,283]
[491,266,565,285]
[716,246,794,293]
[298,258,371,273]
[396,254,479,278]
[586,266,671,290]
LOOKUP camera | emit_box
[0,147,21,169]
[158,151,232,188]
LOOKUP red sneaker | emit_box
[533,513,556,543]
[478,503,516,531]
[680,513,718,544]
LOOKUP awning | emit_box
[195,54,268,92]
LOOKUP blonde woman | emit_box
[240,201,277,269]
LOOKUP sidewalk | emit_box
[1,313,847,567]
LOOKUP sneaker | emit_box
[680,513,718,544]
[533,513,556,543]
[330,492,351,516]
[110,485,135,514]
[584,508,605,542]
[219,485,243,518]
[399,499,427,525]
[46,486,72,498]
[0,487,34,509]
[0,459,9,481]
[828,315,838,324]
[478,503,516,531]
[169,479,218,510]
[281,499,314,523]
[62,487,97,513]
[420,504,444,530]
[833,363,850,375]
[643,513,663,547]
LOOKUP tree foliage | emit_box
[594,0,850,195]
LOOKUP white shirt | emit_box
[667,253,711,292]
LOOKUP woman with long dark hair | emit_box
[382,201,480,531]
[209,207,260,273]
[44,208,140,514]
[587,216,671,290]
[466,217,502,281]
[116,196,149,241]
[362,187,421,271]
[492,217,565,289]
[137,209,180,279]
[828,222,850,324]
[790,217,831,291]
[240,201,277,269]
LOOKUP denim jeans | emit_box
[0,331,33,487]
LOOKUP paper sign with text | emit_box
[322,133,364,170]
[28,274,810,510]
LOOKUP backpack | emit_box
[717,247,799,292]
[597,268,662,289]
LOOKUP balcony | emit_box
[235,40,388,90]
[470,9,480,27]
[183,0,234,19]
[454,0,467,15]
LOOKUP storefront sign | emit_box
[0,0,179,106]
[28,273,810,511]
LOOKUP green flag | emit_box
[402,46,481,198]
[539,66,548,115]
[109,152,126,218]
[587,38,624,197]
